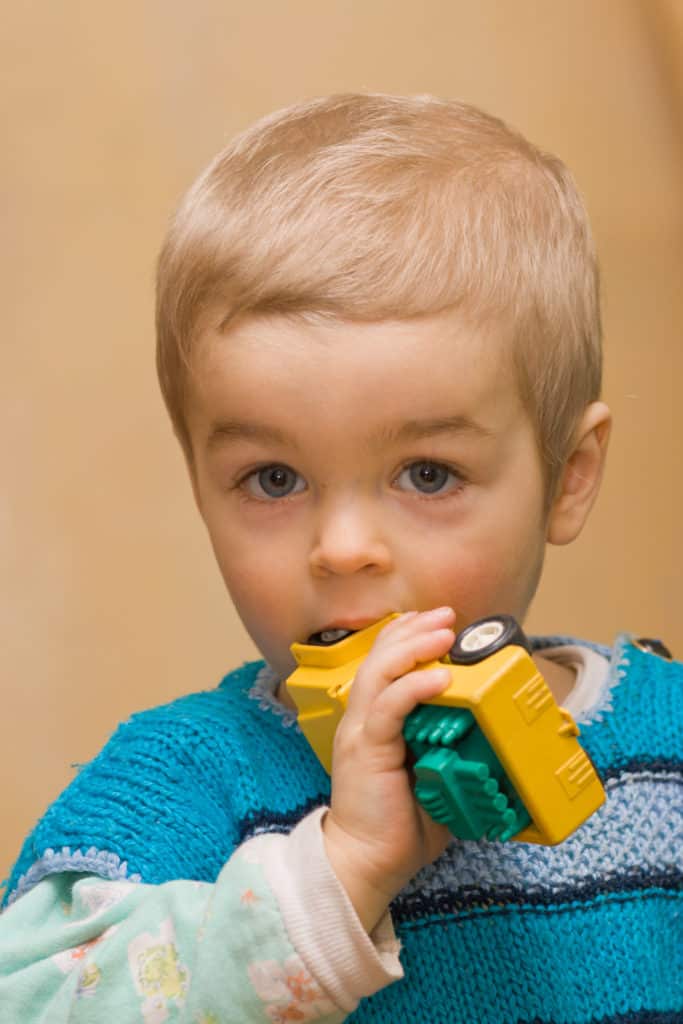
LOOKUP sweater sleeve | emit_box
[0,808,402,1023]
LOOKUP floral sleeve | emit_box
[0,810,402,1022]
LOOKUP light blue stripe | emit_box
[10,774,681,909]
[404,773,682,898]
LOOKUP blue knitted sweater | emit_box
[4,636,683,1024]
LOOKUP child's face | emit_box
[186,311,551,679]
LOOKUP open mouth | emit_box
[306,628,357,646]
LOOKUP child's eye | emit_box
[243,464,306,500]
[395,460,462,495]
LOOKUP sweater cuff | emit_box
[244,807,403,1013]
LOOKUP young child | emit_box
[1,94,681,1024]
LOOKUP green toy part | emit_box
[403,704,531,842]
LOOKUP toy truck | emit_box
[286,614,605,845]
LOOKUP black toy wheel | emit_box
[633,637,672,660]
[449,615,530,665]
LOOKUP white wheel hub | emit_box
[460,620,505,652]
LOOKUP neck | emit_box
[534,654,576,706]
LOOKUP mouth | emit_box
[306,627,357,646]
[305,614,392,646]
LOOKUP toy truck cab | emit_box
[286,615,605,845]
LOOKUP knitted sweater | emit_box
[4,636,683,1023]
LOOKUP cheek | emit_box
[411,531,543,623]
[208,515,296,590]
[426,557,503,616]
[209,529,302,637]
[219,556,290,626]
[221,566,298,674]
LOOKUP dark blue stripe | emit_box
[237,794,328,843]
[392,872,683,923]
[600,758,683,781]
[520,1013,683,1024]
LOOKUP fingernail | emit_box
[431,666,451,685]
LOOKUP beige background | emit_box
[2,1,681,883]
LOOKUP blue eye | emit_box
[397,461,459,494]
[245,464,305,499]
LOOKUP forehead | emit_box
[186,310,524,445]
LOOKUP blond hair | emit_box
[156,93,601,486]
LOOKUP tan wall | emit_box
[2,1,682,882]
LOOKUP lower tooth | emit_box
[319,629,351,643]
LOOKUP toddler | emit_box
[1,93,681,1024]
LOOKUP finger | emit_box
[373,607,455,649]
[347,622,455,714]
[360,607,455,682]
[363,665,452,747]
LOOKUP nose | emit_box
[309,497,393,577]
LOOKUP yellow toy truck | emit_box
[286,614,605,845]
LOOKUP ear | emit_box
[546,401,611,546]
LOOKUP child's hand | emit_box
[322,607,456,933]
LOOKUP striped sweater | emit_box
[4,635,683,1023]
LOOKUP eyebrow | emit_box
[377,415,494,446]
[206,414,492,453]
[206,420,294,451]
